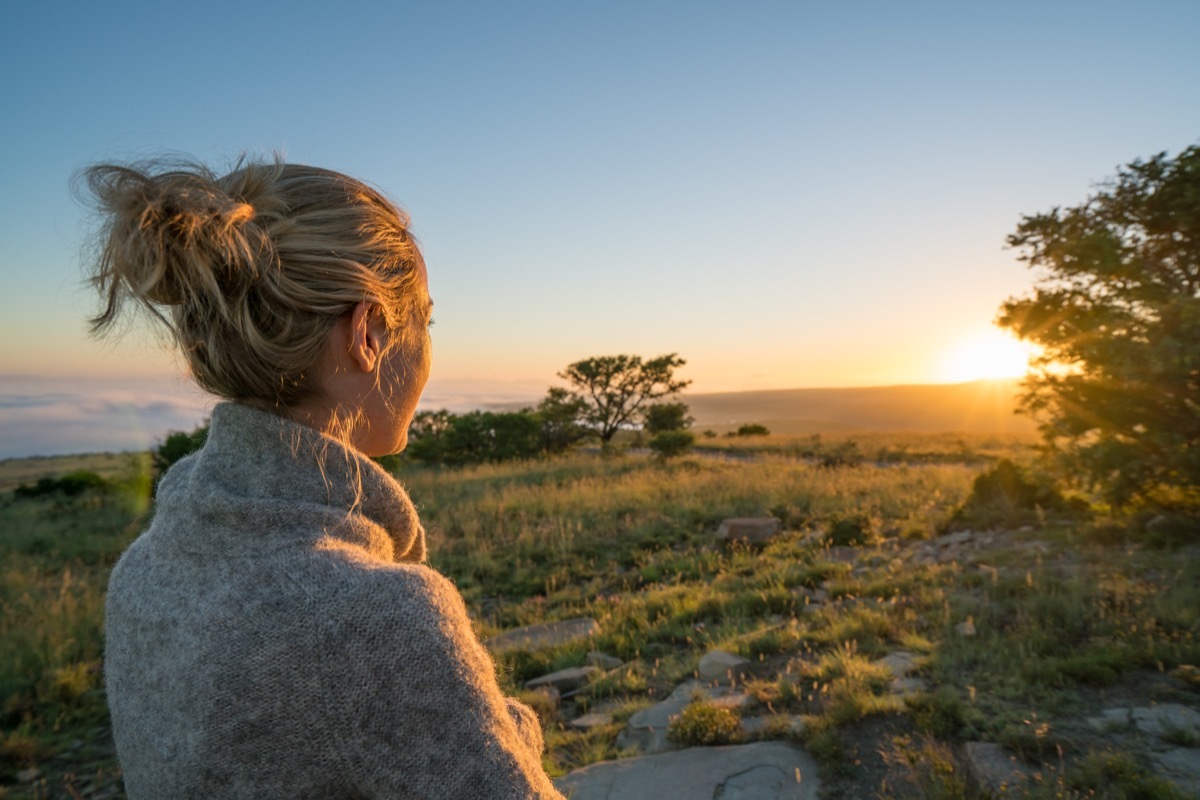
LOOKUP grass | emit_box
[2,436,1198,798]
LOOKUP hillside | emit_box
[686,378,1034,435]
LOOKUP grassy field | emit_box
[2,432,1197,798]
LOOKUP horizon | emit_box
[0,370,1029,461]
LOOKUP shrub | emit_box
[643,402,693,435]
[948,459,1086,531]
[667,698,739,746]
[154,424,209,477]
[14,471,108,499]
[735,423,770,437]
[649,430,695,458]
[824,514,877,547]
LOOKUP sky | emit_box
[1,0,1198,456]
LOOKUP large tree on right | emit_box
[998,145,1200,510]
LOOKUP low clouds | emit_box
[0,375,545,459]
[0,375,215,459]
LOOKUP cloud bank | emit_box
[0,375,545,459]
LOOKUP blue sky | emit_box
[1,0,1198,455]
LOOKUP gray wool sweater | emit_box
[105,402,564,799]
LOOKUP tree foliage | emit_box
[558,354,691,444]
[643,402,694,435]
[997,145,1200,509]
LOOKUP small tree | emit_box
[558,354,691,445]
[535,387,591,454]
[643,402,694,435]
[153,423,209,477]
[998,145,1200,511]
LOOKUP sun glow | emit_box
[935,327,1040,383]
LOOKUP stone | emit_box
[525,665,598,692]
[1131,704,1200,740]
[486,617,599,654]
[1152,748,1200,796]
[874,651,919,678]
[621,681,726,754]
[554,741,821,800]
[963,742,1034,796]
[588,651,624,670]
[699,650,752,684]
[16,767,40,783]
[571,712,615,729]
[710,692,753,710]
[717,517,783,545]
[1087,707,1133,732]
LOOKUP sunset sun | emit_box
[936,327,1040,383]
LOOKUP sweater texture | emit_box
[105,402,564,799]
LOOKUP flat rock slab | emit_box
[699,650,752,683]
[1132,704,1200,739]
[874,651,919,678]
[555,742,820,800]
[526,666,599,692]
[486,617,599,654]
[1153,748,1200,797]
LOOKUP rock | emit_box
[699,650,752,684]
[938,531,974,547]
[710,692,753,710]
[621,681,727,754]
[1152,748,1200,796]
[955,617,977,637]
[874,651,919,678]
[588,651,624,670]
[571,712,615,729]
[486,617,599,654]
[1131,704,1200,740]
[717,517,783,545]
[525,665,598,692]
[1087,707,1132,732]
[16,767,40,783]
[555,741,821,800]
[963,742,1034,795]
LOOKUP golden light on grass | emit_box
[935,326,1040,383]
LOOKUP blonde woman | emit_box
[85,159,564,799]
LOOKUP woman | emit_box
[86,158,564,799]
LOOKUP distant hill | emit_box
[687,379,1035,435]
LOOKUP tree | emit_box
[558,354,691,445]
[643,402,694,435]
[997,145,1200,510]
[535,387,591,454]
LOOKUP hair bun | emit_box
[84,162,271,312]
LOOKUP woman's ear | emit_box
[346,301,382,373]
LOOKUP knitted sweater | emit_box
[105,402,564,799]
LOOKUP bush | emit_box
[948,459,1087,531]
[818,440,864,468]
[649,430,695,458]
[643,402,693,435]
[667,698,739,746]
[735,423,770,437]
[13,471,108,499]
[154,424,209,476]
[824,514,877,547]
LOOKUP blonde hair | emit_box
[81,157,425,409]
